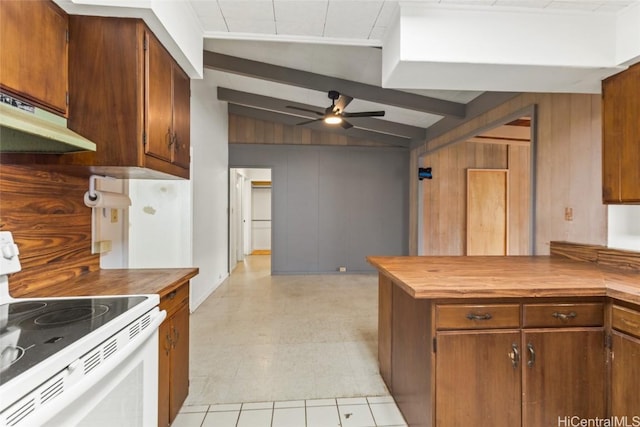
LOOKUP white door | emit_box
[229,170,245,270]
[251,184,271,252]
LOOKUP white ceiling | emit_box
[193,0,639,141]
[194,0,636,42]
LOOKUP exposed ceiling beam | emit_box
[204,51,467,118]
[218,87,427,140]
[228,104,412,148]
[419,91,523,150]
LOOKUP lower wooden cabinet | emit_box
[379,287,610,427]
[434,310,606,427]
[522,329,606,426]
[158,281,190,427]
[435,330,521,426]
[610,304,640,417]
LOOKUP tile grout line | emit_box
[367,401,377,427]
[178,395,407,427]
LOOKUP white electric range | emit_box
[0,231,166,426]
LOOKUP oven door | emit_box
[14,309,166,427]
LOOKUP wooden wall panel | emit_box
[420,142,509,255]
[508,145,531,255]
[0,165,99,296]
[411,93,605,256]
[228,113,392,148]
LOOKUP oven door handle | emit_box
[15,309,167,427]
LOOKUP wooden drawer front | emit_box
[160,281,189,317]
[436,304,520,330]
[612,305,640,338]
[523,303,604,328]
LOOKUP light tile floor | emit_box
[185,255,388,404]
[174,255,405,426]
[173,396,407,427]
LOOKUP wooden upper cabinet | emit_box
[602,62,640,204]
[172,64,191,169]
[66,16,190,179]
[146,31,175,164]
[146,31,191,169]
[0,0,68,115]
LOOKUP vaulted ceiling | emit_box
[191,0,638,147]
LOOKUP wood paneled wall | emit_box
[0,165,98,296]
[412,93,605,255]
[229,114,393,147]
[420,142,530,255]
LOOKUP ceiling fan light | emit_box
[324,115,342,124]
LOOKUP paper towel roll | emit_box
[84,190,131,208]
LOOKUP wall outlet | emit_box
[564,207,573,221]
[110,208,118,223]
[338,266,347,272]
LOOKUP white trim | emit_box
[202,31,382,47]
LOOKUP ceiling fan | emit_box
[286,90,385,129]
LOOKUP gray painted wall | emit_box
[229,144,409,274]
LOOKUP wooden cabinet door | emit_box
[602,63,640,203]
[611,332,640,417]
[68,16,143,167]
[436,330,521,427]
[146,31,174,163]
[522,329,606,427]
[158,319,172,427]
[170,304,190,422]
[172,64,191,169]
[0,0,68,115]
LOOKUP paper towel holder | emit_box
[85,175,131,208]
[87,174,107,202]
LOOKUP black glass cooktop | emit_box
[0,296,147,386]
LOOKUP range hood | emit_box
[0,95,96,153]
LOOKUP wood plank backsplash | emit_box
[0,165,99,296]
[551,241,640,271]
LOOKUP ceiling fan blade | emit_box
[296,118,323,126]
[334,95,354,114]
[340,119,353,130]
[286,105,324,116]
[342,111,385,118]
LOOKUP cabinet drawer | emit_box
[523,303,604,328]
[612,305,640,339]
[160,281,189,317]
[436,304,520,330]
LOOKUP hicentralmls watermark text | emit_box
[558,416,640,427]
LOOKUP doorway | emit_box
[229,168,272,273]
[418,109,535,256]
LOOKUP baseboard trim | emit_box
[190,272,229,312]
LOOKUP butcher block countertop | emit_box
[13,268,199,299]
[367,256,640,305]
